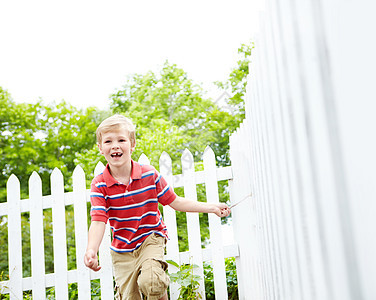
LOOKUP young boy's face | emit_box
[98,128,135,169]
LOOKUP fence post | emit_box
[7,174,23,300]
[159,151,180,300]
[182,149,205,299]
[29,172,46,299]
[51,168,69,299]
[203,146,228,299]
[73,165,91,299]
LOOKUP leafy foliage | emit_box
[215,42,254,123]
[167,259,203,300]
[0,87,103,202]
[110,61,219,171]
[167,257,238,300]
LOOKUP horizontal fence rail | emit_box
[0,147,241,300]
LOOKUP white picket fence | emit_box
[0,147,240,299]
[228,0,376,299]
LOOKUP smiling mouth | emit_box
[111,153,123,158]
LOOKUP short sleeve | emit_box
[90,179,109,223]
[154,171,177,206]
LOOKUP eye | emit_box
[104,140,111,144]
[119,139,126,142]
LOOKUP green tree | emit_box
[32,101,102,192]
[209,42,253,165]
[0,89,103,202]
[0,89,106,278]
[0,87,41,201]
[110,61,217,169]
[215,42,254,125]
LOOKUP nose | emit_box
[111,142,120,149]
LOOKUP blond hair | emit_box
[96,114,136,146]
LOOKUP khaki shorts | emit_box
[111,233,170,300]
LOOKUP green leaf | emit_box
[167,259,180,268]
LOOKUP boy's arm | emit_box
[84,221,106,272]
[169,196,231,217]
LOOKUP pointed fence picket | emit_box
[29,172,46,299]
[182,149,206,299]
[73,166,91,299]
[0,148,238,299]
[7,175,23,300]
[95,162,114,300]
[203,147,228,299]
[138,153,150,165]
[159,151,180,299]
[51,168,69,299]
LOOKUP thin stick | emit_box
[229,194,252,209]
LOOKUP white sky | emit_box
[0,0,263,110]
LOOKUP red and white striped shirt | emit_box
[90,160,176,253]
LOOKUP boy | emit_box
[84,114,231,300]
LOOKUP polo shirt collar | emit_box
[131,160,142,180]
[103,160,142,187]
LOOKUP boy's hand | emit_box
[84,249,101,272]
[213,203,231,218]
[169,196,231,217]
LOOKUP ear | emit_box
[98,143,104,155]
[130,141,136,154]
